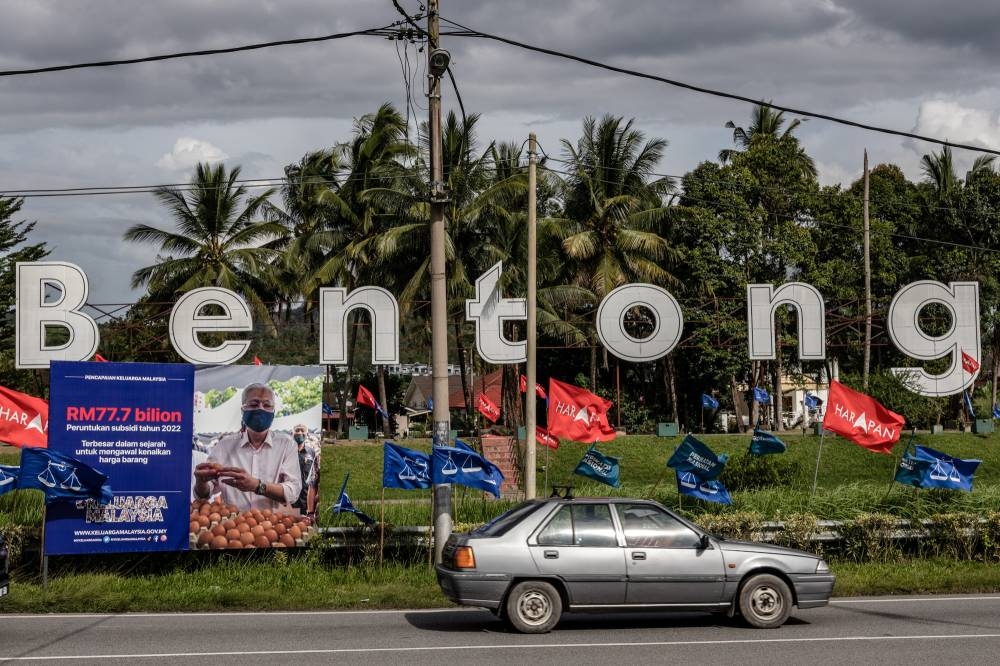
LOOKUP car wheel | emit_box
[504,580,562,634]
[738,574,792,629]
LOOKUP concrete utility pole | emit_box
[863,150,872,391]
[524,133,538,499]
[427,0,452,564]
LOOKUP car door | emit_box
[615,503,726,606]
[528,503,627,606]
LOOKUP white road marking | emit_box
[4,633,1000,661]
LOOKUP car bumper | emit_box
[435,565,511,610]
[789,573,835,609]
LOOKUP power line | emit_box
[439,16,1000,158]
[0,25,399,77]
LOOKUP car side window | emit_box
[536,504,619,547]
[617,504,702,549]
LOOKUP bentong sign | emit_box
[15,261,980,398]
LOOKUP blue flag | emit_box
[805,393,821,409]
[895,445,980,492]
[332,473,375,525]
[432,445,504,498]
[676,471,732,504]
[994,403,1000,419]
[573,445,621,488]
[0,464,19,497]
[426,397,433,410]
[667,434,728,480]
[964,390,975,419]
[16,447,112,505]
[383,442,432,490]
[753,387,770,404]
[750,428,787,455]
[701,393,719,410]
[322,402,334,416]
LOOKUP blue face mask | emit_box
[242,408,274,433]
[293,434,306,444]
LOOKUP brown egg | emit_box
[239,532,255,546]
[210,535,228,549]
[211,524,226,537]
[279,533,295,548]
[222,519,236,531]
[197,531,214,548]
[282,517,294,528]
[250,525,265,537]
[225,528,241,541]
[237,522,251,533]
[227,539,243,549]
[199,504,212,516]
[251,510,264,522]
[254,535,271,548]
[245,517,258,529]
[288,525,302,539]
[274,523,286,536]
[264,529,278,543]
[262,509,273,519]
[259,520,271,530]
[273,541,286,548]
[208,512,221,523]
[197,515,210,528]
[189,520,200,533]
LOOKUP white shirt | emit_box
[207,429,302,512]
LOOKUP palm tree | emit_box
[720,103,816,179]
[124,162,285,327]
[921,146,959,196]
[556,114,679,387]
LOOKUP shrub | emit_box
[839,512,901,563]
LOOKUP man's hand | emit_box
[193,462,222,483]
[218,466,258,493]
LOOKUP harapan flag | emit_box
[477,392,501,423]
[253,355,263,366]
[356,385,389,419]
[535,426,559,449]
[0,386,49,448]
[961,350,980,374]
[822,380,905,454]
[519,375,547,399]
[547,378,616,442]
[93,353,108,362]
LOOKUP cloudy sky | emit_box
[2,0,999,305]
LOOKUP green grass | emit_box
[2,556,998,613]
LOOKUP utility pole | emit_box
[862,150,872,390]
[524,133,538,499]
[427,0,451,564]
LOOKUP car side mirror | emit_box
[698,534,711,550]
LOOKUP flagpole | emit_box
[379,487,385,568]
[882,428,916,501]
[40,504,48,591]
[544,444,550,493]
[811,429,827,496]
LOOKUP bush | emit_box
[720,452,802,492]
[701,511,765,541]
[839,512,901,563]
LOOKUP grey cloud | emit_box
[834,0,1000,52]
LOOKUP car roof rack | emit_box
[549,485,574,499]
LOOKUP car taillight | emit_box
[453,545,476,569]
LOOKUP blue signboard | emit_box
[45,361,194,555]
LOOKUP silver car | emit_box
[436,497,834,633]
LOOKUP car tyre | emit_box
[738,574,792,629]
[504,580,562,634]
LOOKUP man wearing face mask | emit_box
[291,423,320,518]
[193,383,302,512]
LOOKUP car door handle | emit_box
[544,550,559,559]
[631,551,646,560]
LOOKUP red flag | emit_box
[962,350,980,374]
[535,426,559,450]
[546,378,616,442]
[822,380,905,454]
[356,385,378,410]
[253,355,263,366]
[93,353,108,362]
[519,374,548,399]
[0,386,49,448]
[477,392,501,423]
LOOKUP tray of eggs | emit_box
[189,499,314,549]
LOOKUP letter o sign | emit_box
[596,283,683,362]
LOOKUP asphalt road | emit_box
[3,595,1000,665]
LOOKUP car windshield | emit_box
[471,501,543,537]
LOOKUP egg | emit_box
[274,523,286,536]
[189,520,200,533]
[225,528,241,541]
[251,525,265,537]
[264,529,278,543]
[288,525,302,539]
[279,533,295,548]
[227,539,243,549]
[273,541,287,548]
[208,512,221,523]
[239,532,255,546]
[254,535,271,548]
[210,535,228,549]
[237,522,251,534]
[262,509,273,519]
[199,504,212,516]
[197,531,214,548]
[260,520,272,530]
[245,517,258,529]
[211,524,226,537]
[222,519,236,531]
[282,517,294,528]
[197,515,210,528]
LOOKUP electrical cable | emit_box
[0,26,399,77]
[439,15,1000,157]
